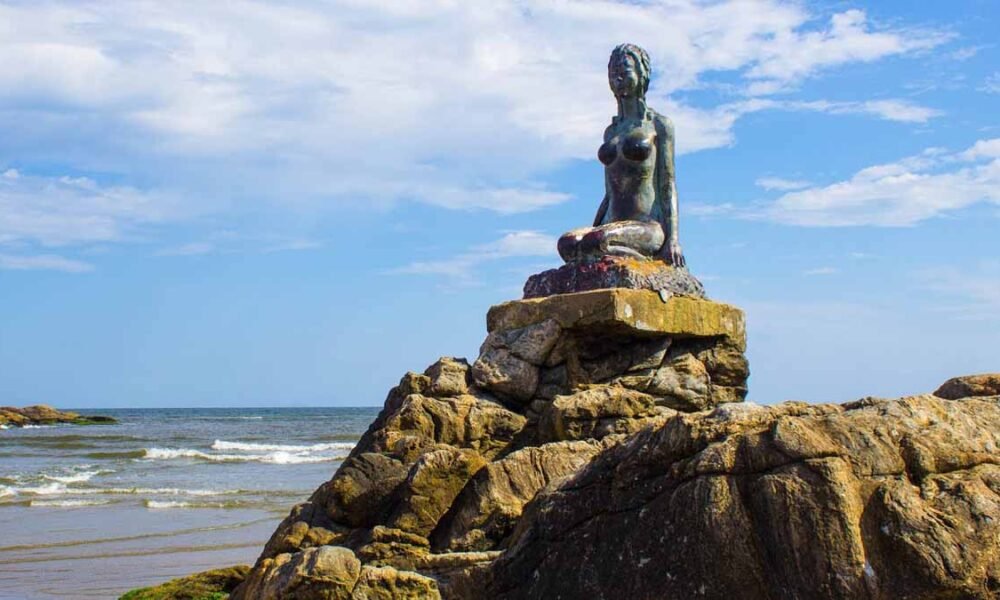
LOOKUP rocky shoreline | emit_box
[0,405,117,428]
[120,289,1000,599]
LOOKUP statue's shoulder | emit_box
[603,119,616,140]
[649,110,674,133]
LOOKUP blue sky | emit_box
[0,0,997,408]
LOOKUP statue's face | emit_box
[609,52,641,98]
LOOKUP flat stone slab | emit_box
[487,288,745,350]
[523,256,706,299]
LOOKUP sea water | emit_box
[0,407,377,599]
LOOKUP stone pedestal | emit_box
[472,289,748,422]
[523,256,706,299]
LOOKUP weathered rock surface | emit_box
[150,283,999,600]
[229,383,1000,599]
[0,405,117,428]
[227,290,750,599]
[935,373,1000,400]
[215,298,1000,597]
[432,439,615,552]
[523,256,706,299]
[478,393,1000,599]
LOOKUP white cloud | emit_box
[761,138,1000,226]
[824,99,942,123]
[803,267,838,276]
[155,236,324,256]
[0,170,183,247]
[0,1,948,216]
[391,230,556,281]
[741,98,942,124]
[980,72,1000,95]
[949,46,984,61]
[756,177,811,191]
[0,253,93,272]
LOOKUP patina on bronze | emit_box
[558,44,684,267]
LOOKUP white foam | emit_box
[212,440,354,453]
[30,499,111,508]
[2,482,66,496]
[261,451,337,465]
[143,446,348,464]
[22,424,54,429]
[0,483,241,498]
[102,487,241,496]
[0,424,9,430]
[144,500,230,509]
[42,470,108,484]
[145,500,194,509]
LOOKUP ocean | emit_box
[0,407,378,599]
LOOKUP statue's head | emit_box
[608,43,650,99]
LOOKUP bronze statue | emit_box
[558,44,685,267]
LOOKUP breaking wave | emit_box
[210,440,354,453]
[142,442,352,465]
[42,470,113,484]
[30,499,112,508]
[144,499,249,509]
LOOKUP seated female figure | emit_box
[558,43,685,268]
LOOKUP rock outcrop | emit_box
[472,393,1000,599]
[228,289,749,599]
[0,405,116,428]
[168,288,995,600]
[935,373,1000,400]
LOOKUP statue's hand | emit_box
[665,240,686,268]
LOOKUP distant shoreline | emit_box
[0,405,117,428]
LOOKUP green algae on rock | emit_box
[118,565,249,600]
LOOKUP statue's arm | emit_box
[593,124,614,227]
[593,189,609,227]
[655,115,684,266]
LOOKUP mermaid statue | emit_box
[558,43,684,267]
[525,44,704,299]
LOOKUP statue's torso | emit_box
[598,118,657,223]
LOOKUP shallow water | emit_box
[0,407,376,599]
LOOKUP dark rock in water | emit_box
[934,373,1000,399]
[523,256,706,299]
[118,565,249,600]
[0,404,117,428]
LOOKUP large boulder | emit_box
[475,394,1000,599]
[236,546,361,600]
[934,373,1000,400]
[386,448,489,536]
[536,386,669,442]
[432,439,613,552]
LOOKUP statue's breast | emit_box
[598,127,654,166]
